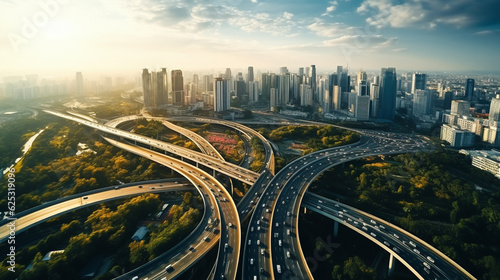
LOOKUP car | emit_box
[257,226,261,231]
[370,232,376,237]
[150,187,155,190]
[278,240,282,246]
[256,240,260,245]
[426,256,435,263]
[228,223,232,228]
[83,196,88,199]
[286,251,291,258]
[250,227,254,232]
[287,229,291,236]
[138,185,143,188]
[114,186,119,189]
[189,246,194,251]
[393,247,400,253]
[266,209,270,213]
[275,222,279,227]
[165,264,173,272]
[221,274,224,279]
[423,262,431,269]
[277,264,282,273]
[132,277,139,280]
[261,248,265,255]
[260,268,264,274]
[287,211,290,217]
[224,243,228,249]
[248,240,251,245]
[250,258,254,265]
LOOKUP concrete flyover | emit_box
[44,110,260,185]
[266,132,475,280]
[102,136,241,280]
[0,180,192,243]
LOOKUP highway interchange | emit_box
[3,109,477,280]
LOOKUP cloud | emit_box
[228,11,297,36]
[357,0,500,29]
[111,0,298,35]
[308,21,359,37]
[321,1,338,16]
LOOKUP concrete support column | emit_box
[388,253,395,277]
[333,220,339,237]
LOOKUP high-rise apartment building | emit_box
[214,77,230,112]
[411,72,427,93]
[489,95,500,123]
[171,70,184,106]
[142,69,153,107]
[451,100,470,117]
[412,89,432,117]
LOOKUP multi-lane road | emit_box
[13,109,477,280]
[0,180,191,243]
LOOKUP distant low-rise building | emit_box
[440,124,475,147]
[131,226,149,241]
[460,149,500,178]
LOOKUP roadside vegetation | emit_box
[310,150,500,279]
[0,119,177,212]
[0,192,202,280]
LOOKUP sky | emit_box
[1,0,500,78]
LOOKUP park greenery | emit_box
[310,150,500,279]
[266,125,359,155]
[0,192,202,280]
[129,118,199,151]
[0,119,177,212]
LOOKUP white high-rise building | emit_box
[248,81,259,103]
[214,77,230,112]
[413,89,432,117]
[300,84,313,106]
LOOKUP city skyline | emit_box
[2,0,500,77]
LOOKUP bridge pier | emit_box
[333,220,339,237]
[388,253,395,277]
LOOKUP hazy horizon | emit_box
[2,0,500,78]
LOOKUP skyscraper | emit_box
[261,73,271,103]
[248,81,259,103]
[370,84,380,118]
[214,77,230,112]
[310,64,316,97]
[412,89,432,117]
[357,70,367,87]
[171,70,184,106]
[357,80,368,96]
[300,84,313,106]
[465,78,475,102]
[378,67,397,120]
[142,69,154,107]
[156,68,168,106]
[76,72,84,96]
[489,95,500,123]
[411,72,427,93]
[247,66,254,82]
[451,100,470,117]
